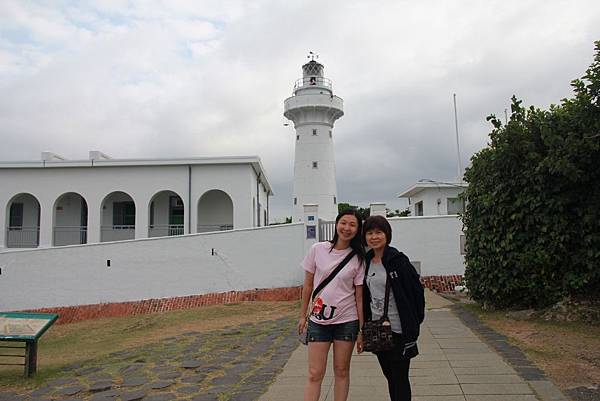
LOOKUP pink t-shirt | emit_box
[302,242,365,325]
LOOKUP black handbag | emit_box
[363,275,395,352]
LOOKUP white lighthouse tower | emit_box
[284,55,344,222]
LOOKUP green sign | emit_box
[0,312,58,342]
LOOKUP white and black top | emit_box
[366,262,402,333]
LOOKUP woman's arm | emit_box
[298,271,314,334]
[355,284,364,353]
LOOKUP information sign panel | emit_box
[0,313,58,341]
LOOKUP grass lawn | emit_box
[0,300,299,390]
[461,303,600,390]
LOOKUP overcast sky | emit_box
[1,1,599,220]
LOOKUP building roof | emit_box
[0,155,274,195]
[398,179,467,198]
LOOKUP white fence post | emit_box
[370,202,387,217]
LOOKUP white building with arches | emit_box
[0,151,272,250]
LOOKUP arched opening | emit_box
[5,193,41,248]
[149,190,184,237]
[53,192,88,246]
[197,190,233,233]
[100,191,136,242]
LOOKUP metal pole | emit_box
[453,94,463,180]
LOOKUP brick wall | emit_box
[421,275,463,293]
[27,286,303,325]
[26,275,462,325]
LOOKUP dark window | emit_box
[312,129,317,136]
[9,203,23,227]
[150,202,154,226]
[169,196,184,225]
[294,197,297,205]
[334,196,337,204]
[329,130,332,138]
[447,197,465,214]
[312,161,318,168]
[296,135,300,140]
[113,201,135,226]
[415,201,424,216]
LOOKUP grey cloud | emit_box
[1,0,599,221]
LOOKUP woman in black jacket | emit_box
[361,215,425,401]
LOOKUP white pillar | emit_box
[303,203,319,254]
[39,199,53,247]
[87,198,101,244]
[0,200,6,249]
[135,200,149,239]
[370,202,387,217]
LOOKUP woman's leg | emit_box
[304,341,331,401]
[332,339,355,401]
[376,352,411,401]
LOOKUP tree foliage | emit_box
[386,208,411,217]
[462,41,600,308]
[338,203,370,220]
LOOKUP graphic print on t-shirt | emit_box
[311,296,337,320]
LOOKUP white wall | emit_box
[410,187,465,216]
[0,223,305,311]
[388,215,464,276]
[189,164,254,232]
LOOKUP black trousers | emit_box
[375,338,412,400]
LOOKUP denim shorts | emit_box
[308,319,359,342]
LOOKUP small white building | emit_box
[0,152,272,250]
[399,179,467,217]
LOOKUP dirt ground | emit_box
[476,311,600,391]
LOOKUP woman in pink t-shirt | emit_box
[298,209,366,401]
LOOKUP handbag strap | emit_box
[312,249,356,301]
[382,274,391,319]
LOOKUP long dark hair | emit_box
[329,209,366,264]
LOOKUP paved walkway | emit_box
[259,291,568,401]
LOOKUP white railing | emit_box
[149,224,184,238]
[196,224,234,233]
[6,226,40,248]
[293,77,333,92]
[318,219,335,242]
[54,226,87,246]
[101,225,135,242]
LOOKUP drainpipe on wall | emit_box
[256,172,261,227]
[266,191,270,225]
[188,165,192,234]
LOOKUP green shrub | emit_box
[462,41,600,308]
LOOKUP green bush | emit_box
[462,41,600,308]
